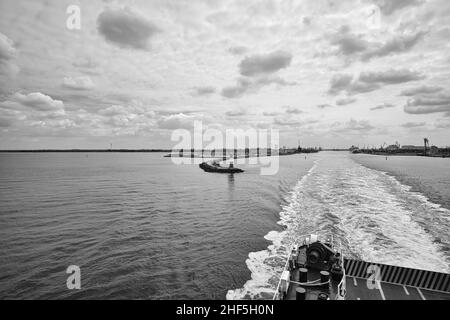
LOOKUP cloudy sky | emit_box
[0,0,449,149]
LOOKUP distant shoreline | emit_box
[353,152,450,158]
[0,149,171,153]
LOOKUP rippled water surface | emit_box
[0,152,449,299]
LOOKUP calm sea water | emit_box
[0,152,449,299]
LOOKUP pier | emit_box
[164,147,321,159]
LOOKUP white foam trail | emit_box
[227,152,450,300]
[226,161,319,300]
[333,162,449,272]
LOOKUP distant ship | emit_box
[199,161,244,173]
[273,234,450,300]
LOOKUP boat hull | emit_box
[199,162,244,173]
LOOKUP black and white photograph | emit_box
[0,0,449,308]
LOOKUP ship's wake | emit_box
[227,153,450,300]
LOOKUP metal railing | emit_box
[272,243,295,300]
[335,240,347,300]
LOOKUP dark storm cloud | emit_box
[404,95,450,114]
[329,69,424,95]
[97,8,160,50]
[400,85,444,96]
[374,0,423,15]
[239,51,292,77]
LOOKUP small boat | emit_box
[199,161,244,173]
[273,234,450,300]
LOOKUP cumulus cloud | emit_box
[273,117,302,126]
[328,69,424,95]
[404,94,450,114]
[221,78,252,98]
[262,111,280,116]
[0,32,16,61]
[400,85,444,96]
[359,69,424,84]
[336,97,357,106]
[374,0,423,15]
[284,106,304,114]
[72,57,101,75]
[97,104,156,126]
[157,113,197,130]
[98,105,130,117]
[401,122,426,128]
[221,76,295,99]
[327,74,353,95]
[192,86,216,96]
[362,31,426,61]
[435,119,450,128]
[221,50,294,99]
[0,92,66,128]
[0,32,19,77]
[317,104,333,109]
[331,26,369,56]
[97,8,160,50]
[0,117,13,127]
[331,26,425,62]
[63,76,95,90]
[228,46,248,55]
[0,108,25,127]
[73,57,98,69]
[13,92,64,112]
[239,51,292,77]
[225,109,247,117]
[332,119,375,133]
[86,103,158,133]
[273,117,316,127]
[370,103,396,111]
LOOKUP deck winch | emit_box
[275,234,346,300]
